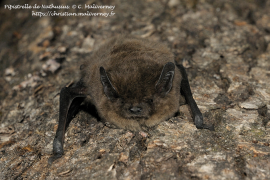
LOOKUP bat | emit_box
[48,36,214,164]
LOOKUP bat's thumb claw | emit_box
[194,115,203,129]
[203,124,215,131]
[48,154,63,165]
[194,115,215,131]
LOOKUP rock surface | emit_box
[0,0,270,179]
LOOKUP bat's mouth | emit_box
[120,105,152,120]
[127,115,149,120]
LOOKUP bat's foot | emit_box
[48,153,63,165]
[194,114,215,131]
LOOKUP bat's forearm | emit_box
[49,81,87,164]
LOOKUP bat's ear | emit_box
[100,67,119,100]
[155,62,175,97]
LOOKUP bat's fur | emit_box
[80,36,182,131]
[48,35,213,164]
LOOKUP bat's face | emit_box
[112,97,154,120]
[99,62,175,122]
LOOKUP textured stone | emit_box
[1,0,270,179]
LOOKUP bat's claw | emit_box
[48,154,63,165]
[194,114,203,129]
[194,115,215,131]
[195,124,215,131]
[202,124,215,131]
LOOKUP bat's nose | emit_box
[129,106,142,114]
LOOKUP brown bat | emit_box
[48,36,214,164]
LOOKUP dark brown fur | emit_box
[80,36,182,131]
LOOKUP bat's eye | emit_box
[144,99,153,104]
[129,106,142,114]
[119,99,125,105]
